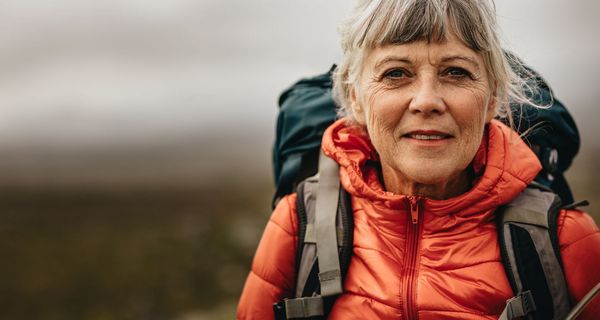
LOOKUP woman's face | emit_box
[351,33,496,192]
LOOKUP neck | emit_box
[381,165,472,200]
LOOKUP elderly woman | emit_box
[238,0,600,319]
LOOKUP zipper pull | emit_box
[408,196,420,224]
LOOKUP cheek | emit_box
[364,89,406,136]
[452,86,489,127]
[452,93,489,156]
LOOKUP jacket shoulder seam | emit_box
[268,218,294,237]
[561,230,600,251]
[558,209,599,248]
[250,268,284,290]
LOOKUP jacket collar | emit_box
[321,119,542,216]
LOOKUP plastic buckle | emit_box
[520,290,536,315]
[273,301,287,320]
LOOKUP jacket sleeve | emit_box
[558,209,600,319]
[237,194,298,320]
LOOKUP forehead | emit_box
[365,32,484,69]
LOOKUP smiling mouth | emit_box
[408,134,448,140]
[403,131,453,140]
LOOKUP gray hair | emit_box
[332,0,545,128]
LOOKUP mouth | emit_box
[403,130,453,140]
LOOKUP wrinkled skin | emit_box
[350,32,496,199]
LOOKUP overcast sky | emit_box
[0,0,598,150]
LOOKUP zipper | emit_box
[403,196,422,320]
[409,196,419,224]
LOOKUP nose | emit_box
[408,78,446,115]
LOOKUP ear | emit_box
[485,83,498,123]
[350,86,367,125]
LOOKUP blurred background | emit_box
[0,0,598,319]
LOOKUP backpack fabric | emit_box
[274,154,570,320]
[272,62,580,207]
[272,66,337,207]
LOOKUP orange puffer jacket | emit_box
[238,119,600,320]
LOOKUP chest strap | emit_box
[282,296,324,318]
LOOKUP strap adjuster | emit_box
[282,296,324,319]
[501,290,537,319]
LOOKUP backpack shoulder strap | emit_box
[314,152,345,296]
[497,183,570,320]
[273,152,353,319]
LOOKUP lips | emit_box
[409,134,447,140]
[403,130,453,140]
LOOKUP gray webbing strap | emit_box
[499,291,536,320]
[315,151,343,297]
[501,187,571,320]
[502,207,549,228]
[304,224,344,245]
[284,296,325,318]
[508,187,556,215]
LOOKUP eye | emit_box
[443,67,472,79]
[383,68,411,79]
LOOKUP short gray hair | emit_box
[332,0,544,128]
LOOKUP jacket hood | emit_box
[321,119,542,217]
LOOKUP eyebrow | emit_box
[440,55,481,71]
[373,55,481,72]
[373,57,413,72]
